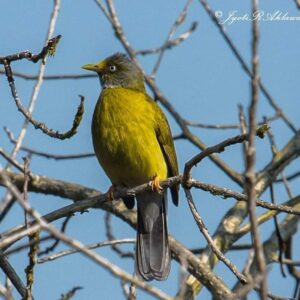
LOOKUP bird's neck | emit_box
[100,78,146,93]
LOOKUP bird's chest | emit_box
[93,93,151,156]
[91,90,166,186]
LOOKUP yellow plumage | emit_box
[92,88,167,187]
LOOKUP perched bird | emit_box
[82,53,179,281]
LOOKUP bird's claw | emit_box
[149,176,163,194]
[106,185,116,201]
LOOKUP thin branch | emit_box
[0,283,13,300]
[0,149,25,174]
[0,35,61,65]
[121,280,136,300]
[264,123,287,277]
[184,188,247,284]
[151,0,195,77]
[25,232,39,300]
[136,21,197,57]
[3,64,85,140]
[38,215,72,256]
[22,157,37,300]
[271,257,300,267]
[245,1,268,297]
[185,120,240,130]
[0,69,97,80]
[275,170,300,183]
[4,236,52,257]
[238,104,248,164]
[0,194,16,223]
[185,112,279,130]
[0,251,27,299]
[59,286,83,300]
[4,127,94,160]
[37,239,135,263]
[284,237,300,298]
[190,179,300,216]
[237,197,300,237]
[190,243,253,255]
[182,124,269,186]
[105,213,134,258]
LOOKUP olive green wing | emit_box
[148,96,179,206]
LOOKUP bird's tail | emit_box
[136,190,171,281]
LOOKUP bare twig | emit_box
[264,123,287,277]
[185,112,279,131]
[37,239,135,263]
[38,215,72,256]
[151,0,195,77]
[0,69,97,80]
[269,184,286,277]
[0,282,13,300]
[244,1,267,297]
[184,188,247,284]
[190,179,300,216]
[59,286,83,300]
[0,149,26,174]
[182,124,269,186]
[0,194,16,223]
[284,238,300,298]
[137,21,197,57]
[22,157,38,300]
[271,257,300,267]
[185,120,240,129]
[275,170,300,182]
[4,236,52,257]
[105,213,134,258]
[238,104,248,164]
[0,35,61,65]
[3,66,85,140]
[0,251,27,299]
[4,127,94,160]
[237,197,300,236]
[190,243,253,255]
[25,232,39,300]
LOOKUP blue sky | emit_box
[1,1,299,299]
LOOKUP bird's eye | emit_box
[109,65,117,72]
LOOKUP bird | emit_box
[82,53,179,281]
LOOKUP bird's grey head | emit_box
[82,53,145,92]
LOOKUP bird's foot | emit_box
[106,185,116,201]
[149,176,163,194]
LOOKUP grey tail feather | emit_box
[136,190,171,281]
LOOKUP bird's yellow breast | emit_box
[92,88,167,187]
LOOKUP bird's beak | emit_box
[81,64,98,72]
